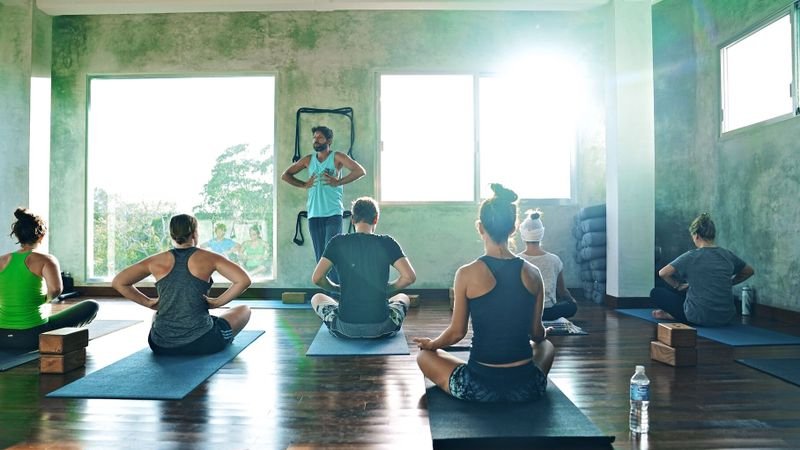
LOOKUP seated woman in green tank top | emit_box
[0,208,99,350]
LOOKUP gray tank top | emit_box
[150,247,214,347]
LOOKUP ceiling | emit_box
[36,0,612,16]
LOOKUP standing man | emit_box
[281,126,366,284]
[310,197,416,338]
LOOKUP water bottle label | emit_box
[630,384,649,401]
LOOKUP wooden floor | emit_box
[2,296,800,449]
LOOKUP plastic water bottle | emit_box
[629,365,650,433]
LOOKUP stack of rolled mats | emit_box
[572,204,606,304]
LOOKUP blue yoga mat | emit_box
[46,330,264,400]
[306,325,410,356]
[222,299,311,309]
[0,319,142,372]
[426,378,614,448]
[736,358,800,387]
[617,308,800,346]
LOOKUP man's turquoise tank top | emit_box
[307,151,344,218]
[0,251,47,329]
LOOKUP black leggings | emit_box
[0,300,100,350]
[542,300,578,321]
[649,287,690,323]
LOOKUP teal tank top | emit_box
[307,151,344,218]
[0,251,47,329]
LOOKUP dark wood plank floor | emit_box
[2,296,800,449]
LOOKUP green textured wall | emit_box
[50,10,607,288]
[0,0,33,253]
[653,0,800,312]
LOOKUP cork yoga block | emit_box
[281,291,306,304]
[657,323,697,348]
[39,327,89,355]
[40,348,87,374]
[408,294,420,308]
[650,340,697,367]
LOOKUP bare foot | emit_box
[651,309,675,320]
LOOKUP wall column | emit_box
[605,0,656,302]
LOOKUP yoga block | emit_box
[657,323,697,348]
[449,288,455,310]
[281,292,305,304]
[40,348,86,374]
[39,327,89,354]
[650,340,697,367]
[409,294,420,308]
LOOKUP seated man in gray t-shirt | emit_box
[310,196,416,338]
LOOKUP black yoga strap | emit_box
[293,210,354,246]
[293,107,355,163]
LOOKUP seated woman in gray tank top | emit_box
[413,184,555,402]
[112,214,252,355]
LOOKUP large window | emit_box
[379,70,580,202]
[87,76,275,282]
[721,10,797,133]
[379,75,475,202]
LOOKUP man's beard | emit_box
[313,142,327,152]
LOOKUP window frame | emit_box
[83,72,278,285]
[376,71,577,205]
[719,4,799,136]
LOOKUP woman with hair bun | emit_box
[650,213,755,326]
[0,208,99,350]
[517,209,578,320]
[413,184,555,402]
[112,214,252,355]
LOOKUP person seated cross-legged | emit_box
[311,196,416,339]
[0,208,98,351]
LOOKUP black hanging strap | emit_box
[293,211,309,246]
[292,210,355,246]
[293,107,355,163]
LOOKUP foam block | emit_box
[657,323,697,348]
[650,340,696,367]
[449,288,455,310]
[281,291,306,304]
[40,348,86,374]
[409,294,420,308]
[39,327,89,354]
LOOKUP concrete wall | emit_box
[653,0,800,312]
[49,10,608,289]
[0,0,33,253]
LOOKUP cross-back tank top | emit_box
[150,247,214,347]
[468,256,536,365]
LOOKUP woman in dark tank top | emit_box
[112,214,252,355]
[413,184,555,402]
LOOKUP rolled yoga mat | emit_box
[46,330,264,400]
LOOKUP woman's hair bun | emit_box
[490,183,518,203]
[14,208,31,221]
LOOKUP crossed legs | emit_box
[416,339,556,396]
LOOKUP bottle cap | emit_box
[635,365,645,372]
